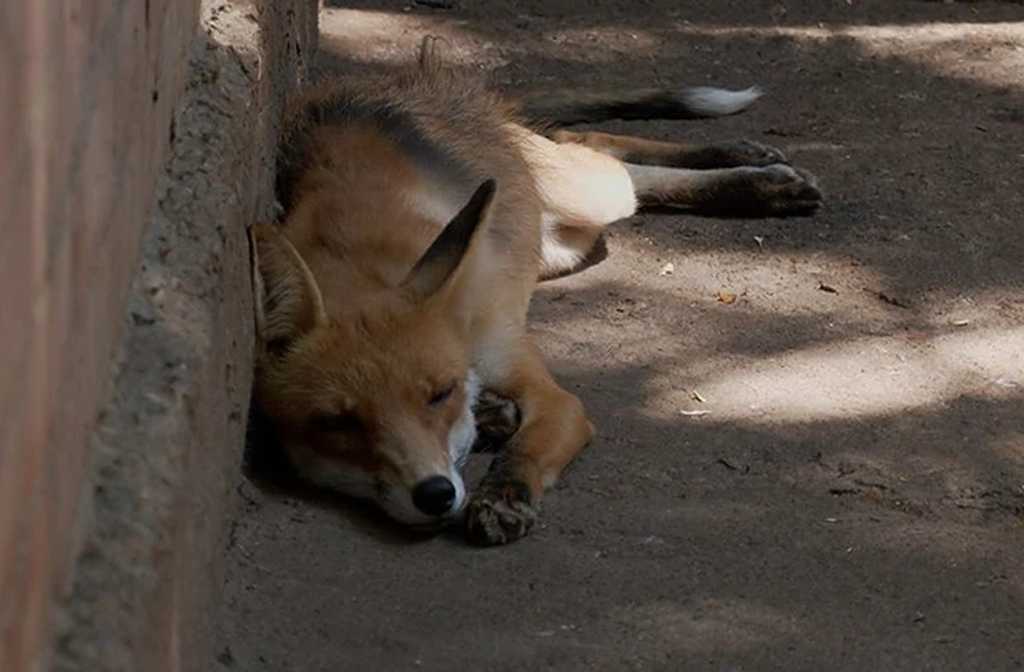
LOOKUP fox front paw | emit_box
[465,480,537,546]
[472,390,521,453]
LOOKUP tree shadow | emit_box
[301,0,1024,571]
[222,3,1024,669]
[274,0,1024,572]
[314,0,1024,302]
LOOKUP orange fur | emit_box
[252,38,821,544]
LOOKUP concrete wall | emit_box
[0,1,319,670]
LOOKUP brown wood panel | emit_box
[0,1,200,669]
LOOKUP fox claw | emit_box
[465,481,536,546]
[472,390,521,453]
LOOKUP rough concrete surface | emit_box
[219,1,1024,670]
[51,2,318,671]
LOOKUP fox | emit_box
[250,36,822,546]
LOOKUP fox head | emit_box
[251,181,496,527]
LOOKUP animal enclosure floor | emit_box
[217,2,1024,670]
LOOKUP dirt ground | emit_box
[217,1,1024,670]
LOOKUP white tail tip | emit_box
[683,86,763,116]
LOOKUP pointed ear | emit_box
[250,223,328,351]
[401,179,496,303]
[418,35,450,74]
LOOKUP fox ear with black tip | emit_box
[250,223,328,355]
[400,179,497,305]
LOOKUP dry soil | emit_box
[218,2,1024,670]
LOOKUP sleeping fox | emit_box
[251,37,822,546]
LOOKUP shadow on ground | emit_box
[219,1,1024,670]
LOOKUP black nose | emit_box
[412,476,456,516]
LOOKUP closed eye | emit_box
[310,412,363,433]
[428,382,457,407]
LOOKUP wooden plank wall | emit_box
[0,2,200,669]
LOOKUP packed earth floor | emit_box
[218,1,1024,670]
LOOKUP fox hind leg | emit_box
[508,124,638,279]
[626,162,822,216]
[548,128,822,216]
[551,129,789,170]
[519,123,822,282]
